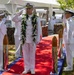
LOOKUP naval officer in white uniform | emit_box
[50,11,56,31]
[12,3,42,74]
[12,12,22,58]
[63,9,74,71]
[0,12,7,71]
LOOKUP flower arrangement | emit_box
[21,14,38,44]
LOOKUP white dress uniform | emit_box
[62,15,67,53]
[22,15,42,71]
[13,11,42,73]
[12,13,21,58]
[0,17,7,70]
[64,16,74,69]
[50,16,56,31]
[62,15,66,46]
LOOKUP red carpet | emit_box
[3,35,59,75]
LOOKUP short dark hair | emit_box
[53,11,55,16]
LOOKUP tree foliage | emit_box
[57,0,74,10]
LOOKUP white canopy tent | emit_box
[24,0,60,7]
[0,0,61,27]
[22,0,60,18]
[0,0,60,15]
[0,0,24,14]
[0,0,24,5]
[24,1,60,9]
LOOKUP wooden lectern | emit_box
[42,25,48,37]
[3,35,8,70]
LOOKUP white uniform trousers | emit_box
[70,44,74,58]
[65,44,73,68]
[14,35,21,57]
[59,38,64,57]
[22,43,36,71]
[0,46,3,69]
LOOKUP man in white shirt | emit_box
[0,12,7,71]
[50,11,56,31]
[13,3,42,74]
[63,9,74,71]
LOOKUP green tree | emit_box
[57,0,74,10]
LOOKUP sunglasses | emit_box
[26,7,33,9]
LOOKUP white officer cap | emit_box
[65,9,74,14]
[25,3,34,9]
[0,11,5,16]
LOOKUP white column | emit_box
[49,4,53,19]
[48,5,53,30]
